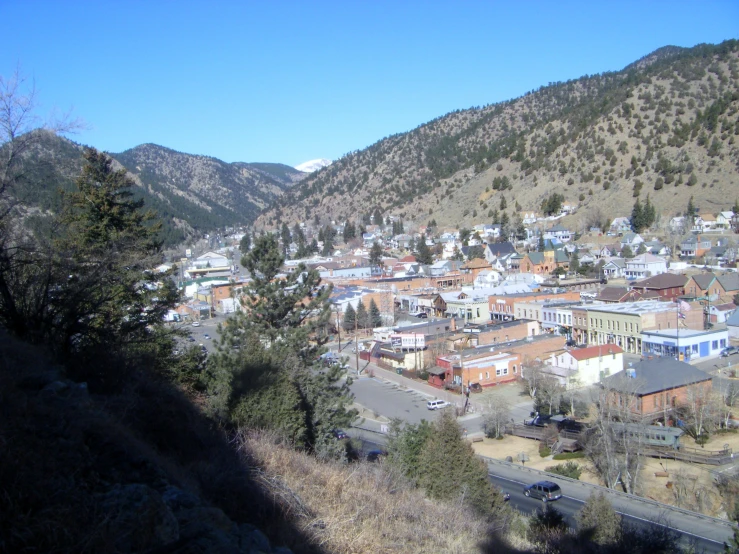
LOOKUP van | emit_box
[427,399,450,410]
[523,480,562,502]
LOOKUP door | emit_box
[699,341,710,357]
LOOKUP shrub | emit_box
[546,461,582,480]
[539,445,552,457]
[552,451,585,460]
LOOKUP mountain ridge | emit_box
[257,40,739,233]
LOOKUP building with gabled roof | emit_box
[631,273,688,301]
[546,344,624,388]
[601,358,712,418]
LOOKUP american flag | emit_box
[678,300,690,320]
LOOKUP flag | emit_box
[678,312,686,319]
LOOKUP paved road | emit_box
[488,472,726,553]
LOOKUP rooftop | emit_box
[602,358,712,396]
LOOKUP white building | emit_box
[624,253,668,280]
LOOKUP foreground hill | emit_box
[8,133,307,245]
[258,40,739,231]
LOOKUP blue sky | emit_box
[1,1,737,167]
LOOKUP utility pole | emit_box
[336,308,341,353]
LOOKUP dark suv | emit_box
[523,480,562,502]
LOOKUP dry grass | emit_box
[241,430,526,554]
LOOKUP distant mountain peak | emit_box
[295,158,331,173]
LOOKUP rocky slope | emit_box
[258,40,739,232]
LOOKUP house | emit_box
[610,217,632,233]
[473,269,502,288]
[698,213,717,232]
[685,272,739,303]
[642,240,669,257]
[543,224,572,243]
[707,303,736,324]
[429,259,454,277]
[620,233,643,249]
[716,211,735,230]
[600,358,713,419]
[602,258,626,279]
[630,273,688,301]
[547,344,624,388]
[461,258,492,281]
[680,235,712,259]
[484,241,517,263]
[624,253,668,280]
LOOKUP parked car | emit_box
[413,312,428,319]
[332,429,349,440]
[523,481,562,502]
[427,399,451,410]
[203,334,210,340]
[191,321,201,327]
[187,336,196,342]
[721,346,738,357]
[468,383,483,393]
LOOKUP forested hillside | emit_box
[3,134,306,245]
[258,40,739,231]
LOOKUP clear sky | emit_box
[1,1,737,167]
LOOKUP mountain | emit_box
[295,158,332,173]
[6,135,306,245]
[258,40,739,232]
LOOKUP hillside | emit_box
[258,40,739,232]
[6,134,307,245]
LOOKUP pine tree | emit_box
[54,149,177,356]
[631,197,644,231]
[369,298,382,328]
[369,241,383,267]
[538,234,546,252]
[415,236,434,265]
[239,233,251,252]
[417,411,500,517]
[576,493,621,547]
[342,303,356,332]
[280,222,291,255]
[211,233,356,454]
[356,300,369,330]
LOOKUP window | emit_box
[496,367,509,376]
[513,365,517,374]
[479,373,483,381]
[712,340,719,350]
[485,372,490,380]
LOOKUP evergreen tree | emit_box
[372,208,383,226]
[415,236,434,265]
[369,241,383,267]
[356,299,369,330]
[451,246,464,261]
[643,194,656,229]
[342,303,356,332]
[576,493,621,547]
[321,232,334,256]
[631,197,644,231]
[538,234,546,252]
[636,242,647,255]
[622,245,634,258]
[239,233,251,252]
[211,233,356,455]
[342,220,355,242]
[386,418,434,482]
[280,222,291,255]
[500,195,507,210]
[687,195,697,221]
[417,411,500,517]
[54,149,178,357]
[369,298,382,328]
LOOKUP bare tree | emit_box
[537,376,564,416]
[715,378,739,429]
[682,382,718,440]
[584,380,649,494]
[482,396,510,439]
[523,361,545,399]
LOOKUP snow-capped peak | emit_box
[295,158,331,173]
